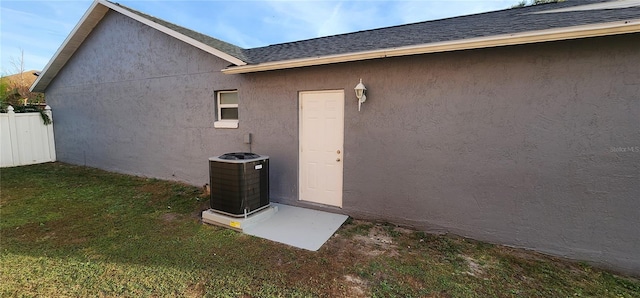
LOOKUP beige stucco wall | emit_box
[45,10,640,275]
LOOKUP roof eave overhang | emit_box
[222,19,640,75]
[31,0,246,93]
[101,0,246,66]
[31,0,107,92]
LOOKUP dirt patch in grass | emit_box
[460,254,486,277]
[160,213,179,222]
[348,222,400,257]
[343,274,368,296]
[184,282,205,297]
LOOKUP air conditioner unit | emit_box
[209,152,269,217]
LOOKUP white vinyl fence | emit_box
[1,105,56,167]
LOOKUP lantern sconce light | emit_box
[354,78,367,111]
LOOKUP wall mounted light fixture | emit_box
[354,78,367,111]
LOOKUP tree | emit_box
[0,49,44,108]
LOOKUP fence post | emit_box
[45,105,56,162]
[7,106,20,166]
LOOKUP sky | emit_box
[0,0,520,74]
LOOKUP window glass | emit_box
[220,92,238,105]
[221,108,238,120]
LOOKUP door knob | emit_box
[337,150,341,154]
[336,158,341,162]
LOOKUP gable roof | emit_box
[32,0,640,91]
[31,0,247,93]
[112,2,248,63]
[226,0,640,73]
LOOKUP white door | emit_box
[299,90,344,207]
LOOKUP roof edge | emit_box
[103,1,247,66]
[31,0,107,92]
[31,0,247,93]
[222,19,640,74]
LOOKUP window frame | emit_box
[214,90,239,128]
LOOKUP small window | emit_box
[215,90,238,128]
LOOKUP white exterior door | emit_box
[299,90,344,207]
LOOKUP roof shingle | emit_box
[103,0,640,65]
[243,0,640,64]
[32,0,640,91]
[111,1,249,62]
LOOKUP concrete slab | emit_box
[243,203,349,251]
[202,205,278,231]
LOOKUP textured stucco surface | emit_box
[45,12,639,275]
[242,34,640,275]
[46,11,247,184]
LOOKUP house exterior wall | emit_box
[240,33,640,274]
[45,9,639,275]
[45,11,248,185]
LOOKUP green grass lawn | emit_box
[1,163,638,297]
